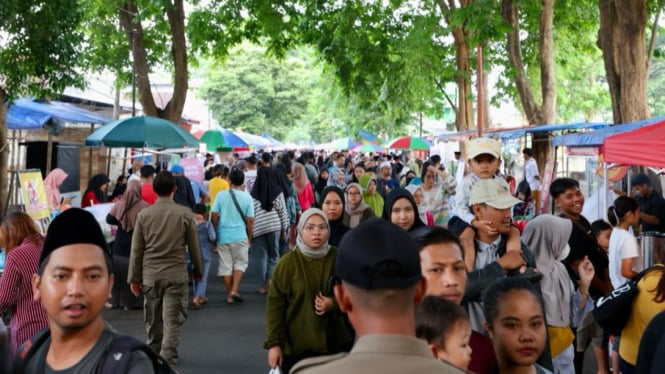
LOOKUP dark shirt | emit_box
[636,309,665,374]
[559,214,608,298]
[636,191,665,232]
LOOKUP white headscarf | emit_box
[296,208,331,259]
[522,214,574,327]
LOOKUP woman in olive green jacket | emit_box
[264,208,352,374]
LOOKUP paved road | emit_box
[104,257,269,374]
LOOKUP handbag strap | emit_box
[229,189,246,226]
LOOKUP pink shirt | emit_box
[297,182,315,211]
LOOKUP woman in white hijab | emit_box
[522,214,595,374]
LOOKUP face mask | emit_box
[558,243,571,261]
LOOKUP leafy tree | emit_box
[198,44,309,139]
[0,0,85,210]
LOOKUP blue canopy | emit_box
[7,98,111,130]
[261,132,285,147]
[552,116,665,147]
[490,122,610,141]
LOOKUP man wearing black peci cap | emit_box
[292,218,463,373]
[16,208,153,372]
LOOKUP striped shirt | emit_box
[252,193,289,238]
[0,234,49,356]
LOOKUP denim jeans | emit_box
[250,231,280,285]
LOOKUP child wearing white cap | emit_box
[448,137,525,274]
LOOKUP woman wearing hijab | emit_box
[264,208,352,374]
[358,174,384,217]
[251,167,289,295]
[522,215,595,374]
[382,188,426,232]
[43,168,71,212]
[314,168,329,203]
[318,186,350,247]
[81,173,110,207]
[405,184,434,227]
[343,183,374,229]
[106,180,149,309]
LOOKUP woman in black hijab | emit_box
[382,188,425,232]
[318,186,350,247]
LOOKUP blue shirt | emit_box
[211,189,254,244]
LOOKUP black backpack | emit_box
[13,329,175,374]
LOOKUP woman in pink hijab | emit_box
[43,168,70,211]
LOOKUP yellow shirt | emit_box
[209,177,229,206]
[619,267,665,365]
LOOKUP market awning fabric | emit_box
[7,98,110,129]
[553,116,665,147]
[604,119,665,168]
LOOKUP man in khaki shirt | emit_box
[129,170,202,369]
[291,218,463,374]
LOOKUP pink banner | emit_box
[180,158,204,184]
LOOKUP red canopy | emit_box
[604,119,665,167]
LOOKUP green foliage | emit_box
[0,0,85,98]
[492,0,610,122]
[198,44,309,140]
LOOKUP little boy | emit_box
[448,137,523,272]
[416,296,472,370]
[191,203,216,309]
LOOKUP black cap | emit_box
[336,218,422,290]
[631,173,651,186]
[39,208,110,267]
[192,203,206,215]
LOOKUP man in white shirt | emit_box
[522,148,541,212]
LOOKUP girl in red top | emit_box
[291,163,315,211]
[81,173,110,207]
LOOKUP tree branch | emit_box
[435,78,458,113]
[647,0,664,71]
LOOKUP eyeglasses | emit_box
[303,225,329,233]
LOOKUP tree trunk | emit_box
[455,33,474,132]
[502,0,556,168]
[0,88,8,214]
[119,0,188,123]
[436,0,475,132]
[598,0,649,124]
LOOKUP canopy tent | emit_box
[235,131,272,149]
[357,130,380,144]
[7,98,111,129]
[261,132,285,147]
[489,122,609,142]
[553,116,665,147]
[321,137,357,150]
[604,119,665,168]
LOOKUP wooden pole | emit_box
[477,45,483,137]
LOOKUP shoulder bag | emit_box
[592,268,650,336]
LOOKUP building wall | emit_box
[11,125,109,192]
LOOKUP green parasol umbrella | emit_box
[85,115,199,148]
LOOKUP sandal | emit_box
[192,300,203,310]
[231,293,244,303]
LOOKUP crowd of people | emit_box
[1,137,665,373]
